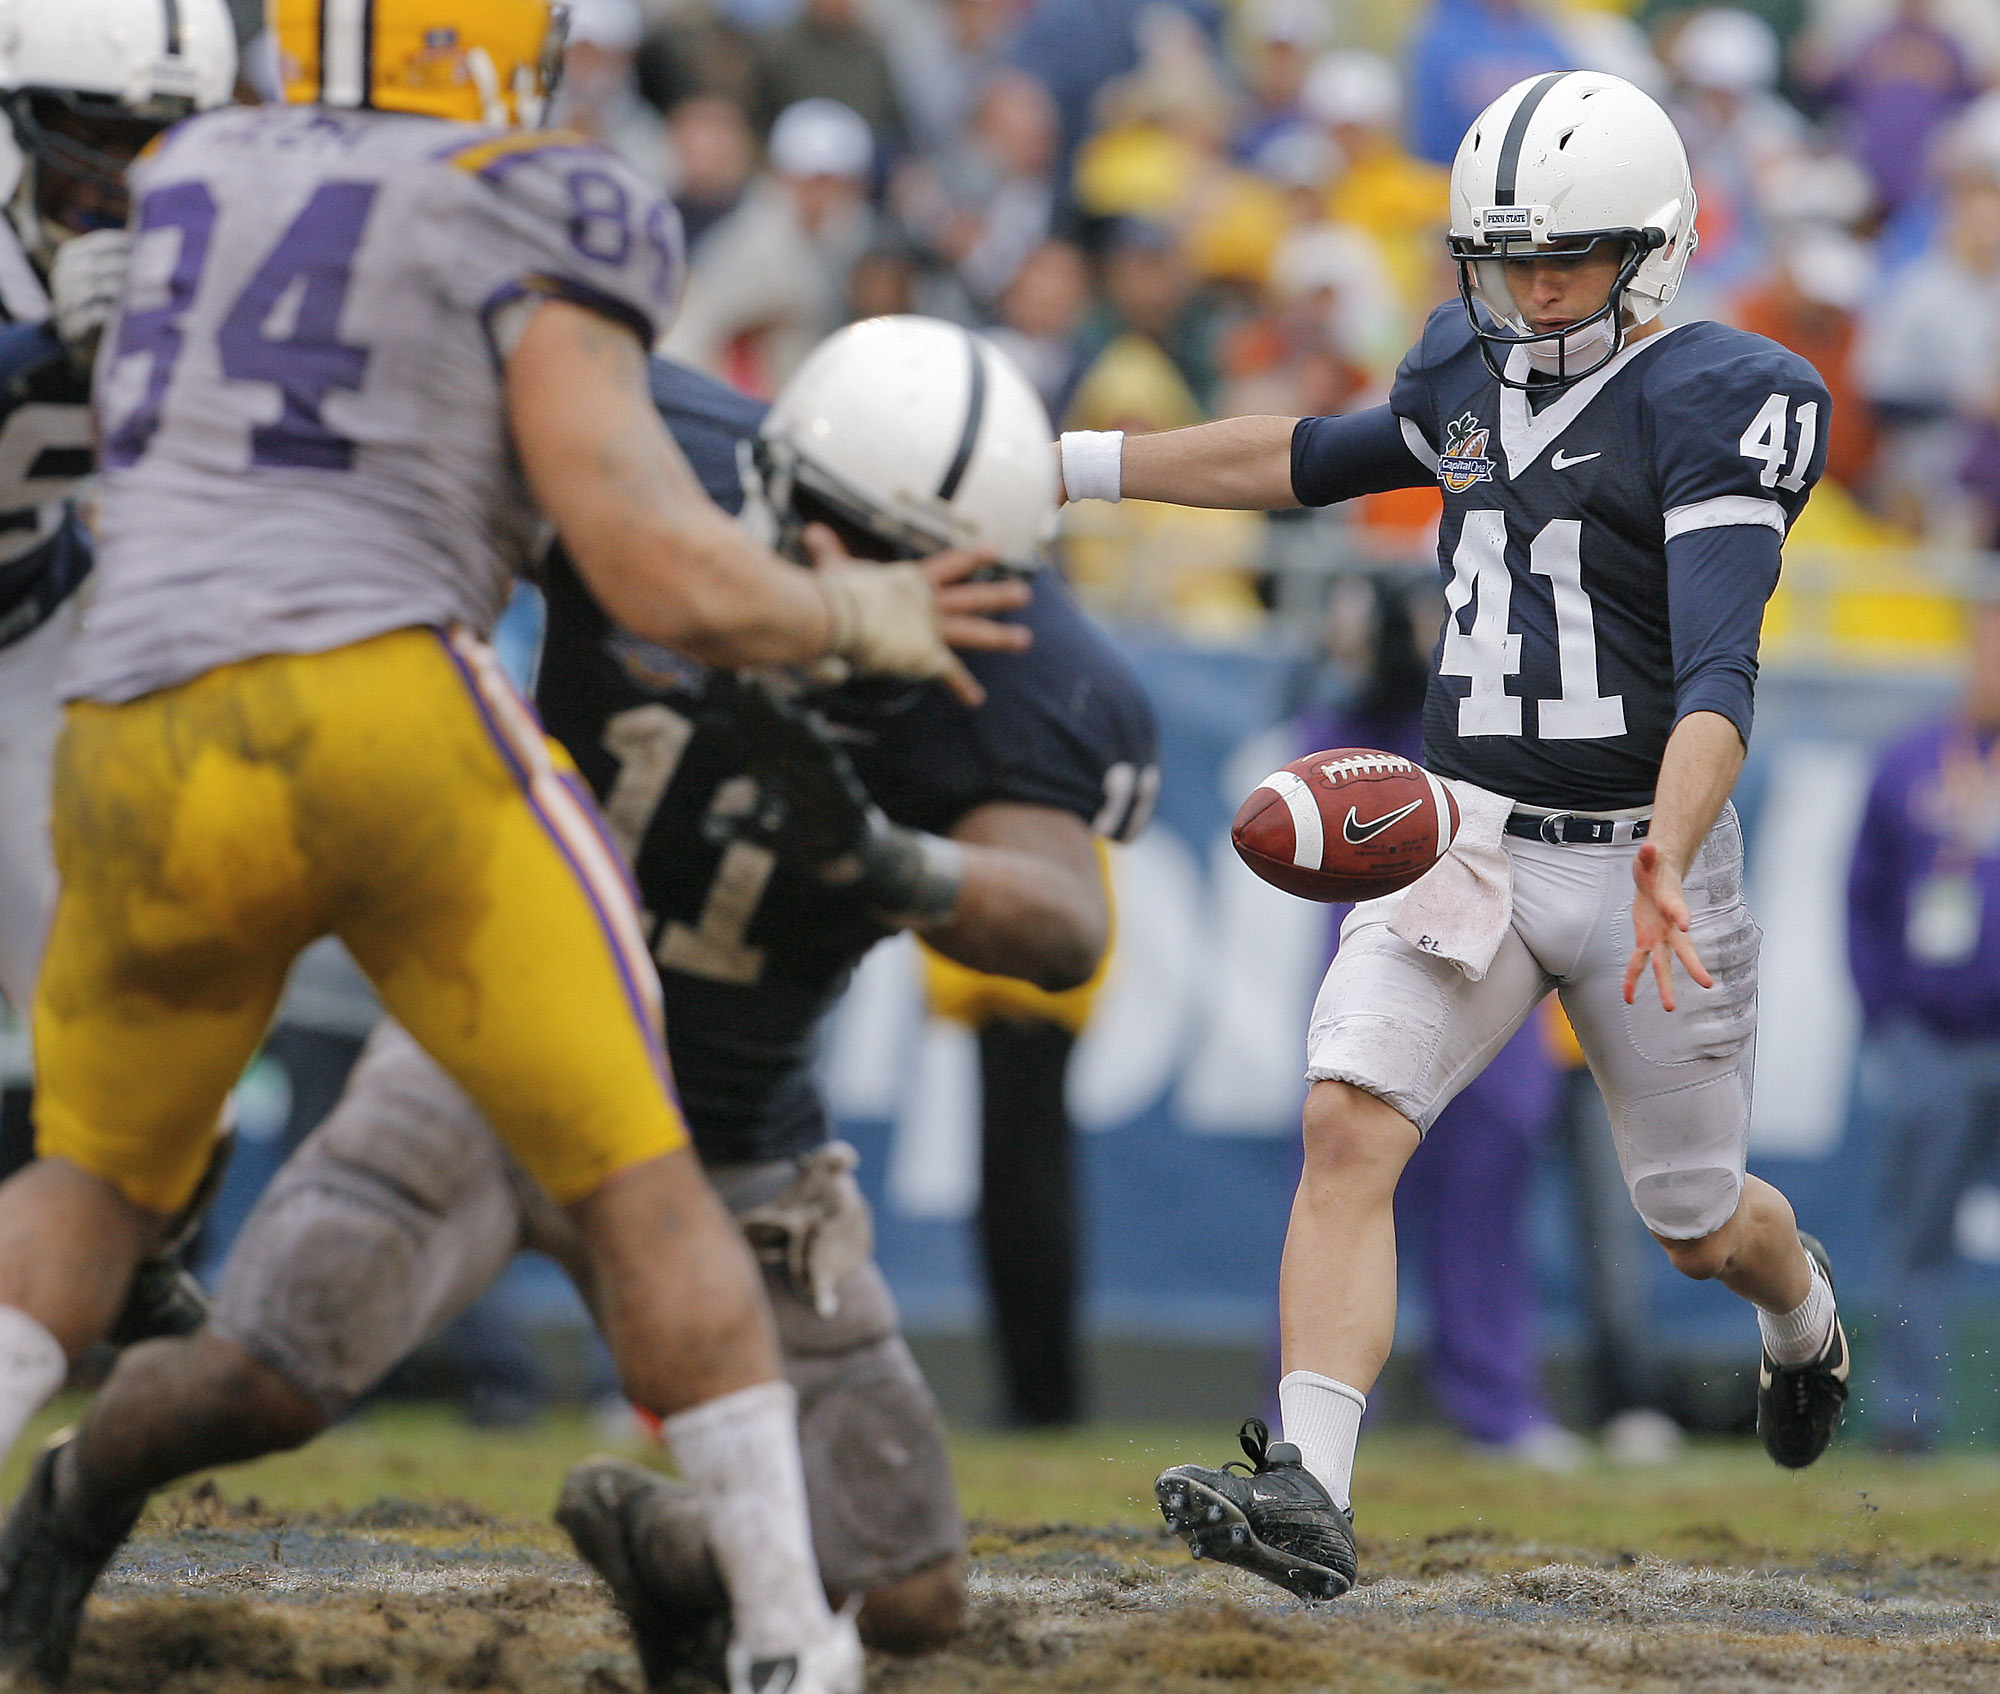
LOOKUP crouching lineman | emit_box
[0,3,1032,1688]
[0,319,1158,1681]
[0,0,238,1339]
[1058,72,1846,1601]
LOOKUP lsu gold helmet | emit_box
[270,0,567,127]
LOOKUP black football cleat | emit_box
[105,1256,211,1350]
[557,1458,730,1690]
[1155,1418,1356,1602]
[0,1437,145,1687]
[1758,1233,1850,1470]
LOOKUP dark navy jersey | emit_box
[537,357,1159,1165]
[0,297,94,649]
[1299,303,1828,810]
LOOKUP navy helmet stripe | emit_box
[936,331,987,502]
[162,0,183,55]
[1493,72,1569,207]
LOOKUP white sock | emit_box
[1757,1256,1836,1366]
[0,1307,65,1467]
[1278,1370,1366,1511]
[663,1380,834,1660]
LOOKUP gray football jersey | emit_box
[68,105,684,704]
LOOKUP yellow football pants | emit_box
[33,625,687,1214]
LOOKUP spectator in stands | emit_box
[1735,227,1879,490]
[986,239,1093,420]
[1076,218,1222,413]
[1814,0,1981,219]
[880,0,1020,160]
[1232,0,1331,163]
[1846,585,2000,1452]
[1403,0,1570,165]
[1301,51,1450,333]
[1857,127,2000,537]
[1669,9,1811,304]
[749,0,910,155]
[898,70,1060,308]
[664,99,877,393]
[550,0,670,184]
[665,93,758,255]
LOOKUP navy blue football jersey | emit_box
[0,299,94,649]
[1386,303,1829,810]
[537,358,1159,1165]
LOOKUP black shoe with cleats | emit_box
[0,1438,145,1687]
[1155,1418,1356,1602]
[1757,1232,1850,1471]
[556,1458,730,1691]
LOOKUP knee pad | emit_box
[792,1334,963,1595]
[1633,1166,1742,1241]
[211,1160,436,1418]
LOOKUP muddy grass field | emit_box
[23,1407,2000,1693]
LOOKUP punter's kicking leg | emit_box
[0,631,849,1689]
[1156,812,1843,1601]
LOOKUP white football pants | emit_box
[1307,803,1759,1240]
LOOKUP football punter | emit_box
[0,2,1031,1688]
[0,0,238,1340]
[0,318,1157,1683]
[1059,71,1844,1601]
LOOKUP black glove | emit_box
[701,676,964,921]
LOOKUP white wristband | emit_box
[1060,430,1124,503]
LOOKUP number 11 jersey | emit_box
[70,104,683,706]
[1391,302,1829,811]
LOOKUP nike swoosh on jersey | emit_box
[1550,448,1602,469]
[1342,798,1424,844]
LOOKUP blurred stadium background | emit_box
[15,0,2000,1457]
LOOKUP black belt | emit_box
[1504,811,1651,846]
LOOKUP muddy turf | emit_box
[14,1405,2000,1693]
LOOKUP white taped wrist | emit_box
[1060,430,1124,503]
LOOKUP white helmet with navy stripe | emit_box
[1448,70,1697,388]
[744,315,1059,576]
[0,0,238,265]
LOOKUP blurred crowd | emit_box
[542,0,2000,635]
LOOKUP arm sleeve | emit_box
[1845,759,1909,1029]
[1289,406,1435,507]
[443,138,687,352]
[1651,335,1831,743]
[1665,522,1779,742]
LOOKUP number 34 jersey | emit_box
[69,104,682,706]
[1392,302,1830,811]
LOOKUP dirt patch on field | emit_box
[62,1501,2000,1693]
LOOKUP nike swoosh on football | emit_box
[1551,448,1601,469]
[1342,798,1424,844]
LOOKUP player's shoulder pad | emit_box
[1389,300,1479,451]
[960,572,1160,839]
[1641,321,1830,416]
[445,127,684,341]
[1641,321,1832,521]
[648,356,767,514]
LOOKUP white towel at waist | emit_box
[1386,780,1516,981]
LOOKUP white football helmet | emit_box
[743,315,1059,575]
[0,0,237,266]
[1448,70,1697,388]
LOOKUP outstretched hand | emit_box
[1622,839,1713,1010]
[801,525,1029,708]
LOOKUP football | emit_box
[1232,748,1460,902]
